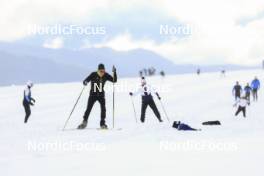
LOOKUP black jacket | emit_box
[84,71,117,96]
[233,85,242,95]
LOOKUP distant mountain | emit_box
[0,51,87,86]
[0,42,178,75]
[0,42,256,86]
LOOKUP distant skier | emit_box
[221,70,226,77]
[251,77,260,101]
[234,96,250,118]
[244,83,252,103]
[160,71,165,77]
[23,81,35,123]
[197,68,201,75]
[172,121,201,131]
[139,70,143,77]
[78,63,117,129]
[232,81,242,101]
[129,77,163,123]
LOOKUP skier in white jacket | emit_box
[234,96,250,118]
[129,77,163,123]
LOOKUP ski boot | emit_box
[77,120,87,129]
[100,124,108,129]
[158,118,163,122]
[140,118,145,123]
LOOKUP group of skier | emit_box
[23,63,164,129]
[22,63,261,130]
[232,77,261,118]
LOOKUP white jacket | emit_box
[132,84,157,97]
[235,98,249,107]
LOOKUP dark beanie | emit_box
[98,63,105,70]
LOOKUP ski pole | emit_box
[62,86,86,131]
[130,96,138,123]
[113,82,115,128]
[158,99,170,123]
[112,65,116,129]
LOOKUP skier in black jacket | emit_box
[78,63,117,129]
[233,81,242,101]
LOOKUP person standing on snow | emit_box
[232,81,242,101]
[78,63,117,129]
[129,77,163,123]
[23,81,35,123]
[244,83,252,104]
[234,96,250,118]
[251,77,260,101]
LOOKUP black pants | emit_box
[141,98,161,122]
[252,89,258,101]
[235,106,246,117]
[83,95,106,125]
[245,92,251,103]
[235,93,240,101]
[23,101,31,123]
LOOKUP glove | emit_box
[31,99,36,103]
[112,65,116,73]
[83,81,88,86]
[30,102,35,106]
[129,92,133,96]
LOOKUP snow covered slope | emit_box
[0,70,264,176]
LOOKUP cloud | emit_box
[81,0,264,65]
[1,0,264,65]
[43,37,64,49]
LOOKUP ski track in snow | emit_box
[0,70,264,176]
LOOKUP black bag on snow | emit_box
[202,120,221,125]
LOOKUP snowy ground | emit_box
[1,70,264,176]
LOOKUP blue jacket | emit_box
[244,86,252,93]
[178,123,197,131]
[251,79,260,90]
[23,86,32,103]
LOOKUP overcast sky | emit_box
[1,0,264,65]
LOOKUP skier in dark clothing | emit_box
[172,121,201,131]
[23,81,35,123]
[232,81,242,101]
[129,77,163,123]
[78,63,117,129]
[251,77,260,101]
[197,68,201,75]
[160,71,165,77]
[244,83,252,103]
